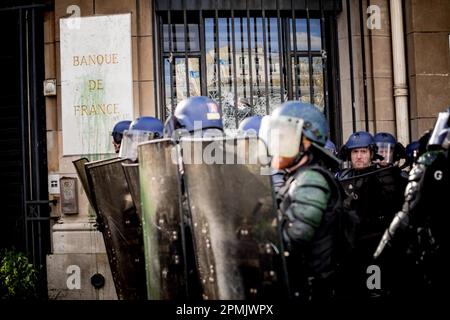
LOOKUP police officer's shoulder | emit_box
[288,169,331,211]
[417,150,442,166]
[290,168,330,192]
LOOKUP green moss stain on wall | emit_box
[73,74,130,159]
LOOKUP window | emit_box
[157,5,337,134]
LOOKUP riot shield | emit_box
[122,163,141,220]
[180,136,288,300]
[138,139,188,300]
[72,157,96,210]
[86,158,147,300]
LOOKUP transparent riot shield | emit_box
[72,157,96,210]
[138,139,188,300]
[180,136,288,300]
[86,158,147,300]
[122,163,141,220]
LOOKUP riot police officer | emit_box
[119,116,164,161]
[164,96,224,139]
[163,96,225,300]
[238,115,286,194]
[373,132,406,167]
[374,108,450,299]
[337,132,395,299]
[325,139,337,156]
[337,132,382,231]
[403,130,432,172]
[373,132,408,209]
[111,120,132,153]
[263,101,344,301]
[338,130,409,299]
[237,115,263,135]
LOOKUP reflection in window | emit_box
[164,57,201,116]
[205,18,218,102]
[312,56,324,111]
[163,24,200,52]
[289,18,323,110]
[164,58,172,114]
[267,18,282,114]
[290,19,321,51]
[160,14,326,131]
[206,16,284,129]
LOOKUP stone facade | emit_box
[405,0,450,140]
[45,0,156,300]
[338,0,450,144]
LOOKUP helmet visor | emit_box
[119,130,160,160]
[376,142,394,165]
[261,115,304,158]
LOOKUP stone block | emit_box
[137,0,152,37]
[374,120,396,135]
[94,0,137,36]
[133,81,140,119]
[139,81,156,117]
[366,0,391,37]
[46,252,117,300]
[47,131,59,173]
[52,225,105,254]
[44,10,55,44]
[46,96,58,131]
[45,42,56,79]
[373,77,394,121]
[132,36,138,82]
[138,36,154,81]
[410,32,450,76]
[55,0,94,42]
[370,35,393,78]
[409,0,450,32]
[415,75,450,118]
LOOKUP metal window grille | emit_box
[154,0,342,140]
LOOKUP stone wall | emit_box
[45,0,156,300]
[405,0,450,140]
[337,0,396,145]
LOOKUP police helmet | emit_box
[405,140,420,163]
[262,101,328,159]
[129,116,164,137]
[111,120,132,144]
[324,139,337,154]
[238,115,263,136]
[345,131,375,150]
[340,131,378,161]
[119,116,164,160]
[272,101,328,145]
[374,132,396,145]
[374,132,397,164]
[173,96,224,133]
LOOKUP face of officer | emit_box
[378,147,390,166]
[271,138,312,170]
[112,134,122,153]
[376,143,394,167]
[350,147,372,170]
